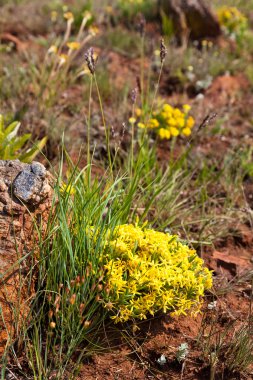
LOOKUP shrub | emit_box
[217,7,248,42]
[0,114,47,162]
[134,103,195,140]
[103,223,213,323]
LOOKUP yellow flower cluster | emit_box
[136,104,195,140]
[217,7,247,37]
[104,224,212,323]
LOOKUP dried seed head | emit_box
[131,87,138,104]
[105,302,113,310]
[50,321,56,329]
[48,310,54,319]
[160,38,167,63]
[84,320,91,328]
[69,294,76,305]
[79,303,85,313]
[84,47,97,75]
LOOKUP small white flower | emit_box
[157,354,167,366]
[207,300,217,310]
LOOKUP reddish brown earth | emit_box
[1,2,253,379]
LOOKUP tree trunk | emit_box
[160,0,221,45]
[0,160,52,354]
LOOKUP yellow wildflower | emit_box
[182,127,191,136]
[183,104,191,113]
[88,26,100,36]
[58,54,68,66]
[148,118,159,128]
[186,116,195,129]
[48,45,58,54]
[159,128,170,139]
[135,108,142,117]
[64,12,74,21]
[137,122,145,129]
[170,127,179,137]
[67,41,81,51]
[129,117,136,124]
[60,182,75,195]
[103,224,213,323]
[83,10,92,21]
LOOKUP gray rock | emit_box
[13,170,42,203]
[31,161,46,178]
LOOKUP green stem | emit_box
[87,75,93,167]
[94,74,112,174]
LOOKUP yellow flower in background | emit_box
[58,54,68,66]
[159,128,170,139]
[135,108,142,117]
[136,102,195,140]
[217,6,247,39]
[48,45,58,54]
[67,41,81,51]
[182,127,191,136]
[129,117,136,124]
[50,11,58,22]
[64,11,74,21]
[148,118,159,128]
[183,104,191,113]
[60,182,75,195]
[170,127,179,137]
[186,116,195,129]
[83,10,92,21]
[88,26,100,36]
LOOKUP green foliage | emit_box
[0,114,47,162]
[161,10,174,39]
[116,0,157,21]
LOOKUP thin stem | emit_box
[87,75,93,170]
[148,62,164,121]
[140,35,145,108]
[93,74,112,174]
[131,103,135,178]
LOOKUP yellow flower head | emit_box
[148,118,159,129]
[159,128,171,139]
[182,127,191,136]
[170,127,179,137]
[88,26,100,36]
[83,10,92,21]
[186,116,195,129]
[103,224,213,323]
[67,41,81,51]
[129,117,136,124]
[48,45,58,54]
[64,12,74,21]
[135,108,142,117]
[58,54,68,66]
[183,104,191,113]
